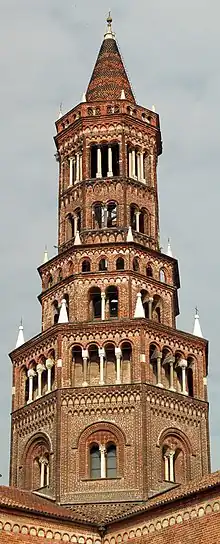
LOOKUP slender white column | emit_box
[179,359,188,394]
[169,357,175,391]
[156,353,163,387]
[69,157,73,186]
[36,363,45,398]
[103,206,108,228]
[46,463,50,486]
[135,210,140,232]
[115,347,122,384]
[96,146,102,178]
[27,369,36,403]
[99,348,105,385]
[129,150,132,177]
[79,153,83,181]
[132,149,136,178]
[73,214,78,236]
[39,457,45,488]
[169,451,175,482]
[99,445,106,478]
[46,358,54,393]
[164,455,169,481]
[137,153,141,180]
[82,349,89,386]
[76,152,80,182]
[101,292,106,321]
[140,152,145,181]
[107,146,113,177]
[148,297,153,319]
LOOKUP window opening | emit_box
[116,257,124,270]
[106,445,117,478]
[90,445,101,479]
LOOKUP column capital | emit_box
[36,363,45,374]
[46,358,54,370]
[156,352,163,360]
[82,349,89,359]
[179,358,187,368]
[99,444,106,454]
[98,347,105,358]
[28,368,36,378]
[115,347,122,357]
[101,292,106,299]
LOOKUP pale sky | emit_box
[0,0,219,483]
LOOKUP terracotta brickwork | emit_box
[7,15,215,543]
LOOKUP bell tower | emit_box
[9,15,210,507]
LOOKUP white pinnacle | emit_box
[74,231,81,245]
[16,321,25,348]
[43,246,48,263]
[126,226,134,242]
[152,105,156,112]
[58,299,69,324]
[193,308,203,338]
[120,89,126,100]
[82,92,86,102]
[58,102,63,119]
[134,292,145,318]
[167,238,173,257]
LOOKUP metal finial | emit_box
[104,10,115,40]
[195,306,198,315]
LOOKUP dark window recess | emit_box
[93,204,103,229]
[116,257,124,270]
[91,146,97,178]
[99,259,108,271]
[101,145,108,177]
[90,446,101,479]
[82,260,90,272]
[106,286,118,317]
[112,144,119,176]
[106,445,117,478]
[90,287,101,319]
[107,202,117,227]
[187,367,193,396]
[53,300,59,324]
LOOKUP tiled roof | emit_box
[0,471,220,527]
[86,37,135,103]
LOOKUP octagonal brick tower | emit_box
[9,16,210,510]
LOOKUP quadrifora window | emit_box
[90,144,119,178]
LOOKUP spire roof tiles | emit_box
[86,15,135,103]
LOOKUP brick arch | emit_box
[157,427,193,483]
[77,421,126,479]
[22,432,52,490]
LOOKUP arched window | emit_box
[105,343,116,384]
[99,258,108,271]
[107,201,117,227]
[88,344,100,385]
[82,259,91,272]
[133,257,139,272]
[130,205,137,230]
[162,442,187,484]
[187,357,194,397]
[89,288,101,319]
[106,444,117,478]
[152,295,162,323]
[146,264,153,277]
[93,203,104,229]
[24,435,51,491]
[66,214,74,240]
[141,290,149,318]
[159,268,166,282]
[72,345,83,386]
[64,294,69,319]
[116,257,124,270]
[139,208,148,234]
[74,208,81,232]
[106,286,118,318]
[121,342,132,383]
[48,274,53,289]
[57,268,62,282]
[90,445,101,479]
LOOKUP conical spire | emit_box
[74,231,81,245]
[126,226,134,242]
[193,307,203,338]
[16,320,25,348]
[86,13,135,103]
[167,238,173,257]
[58,299,69,324]
[134,293,145,319]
